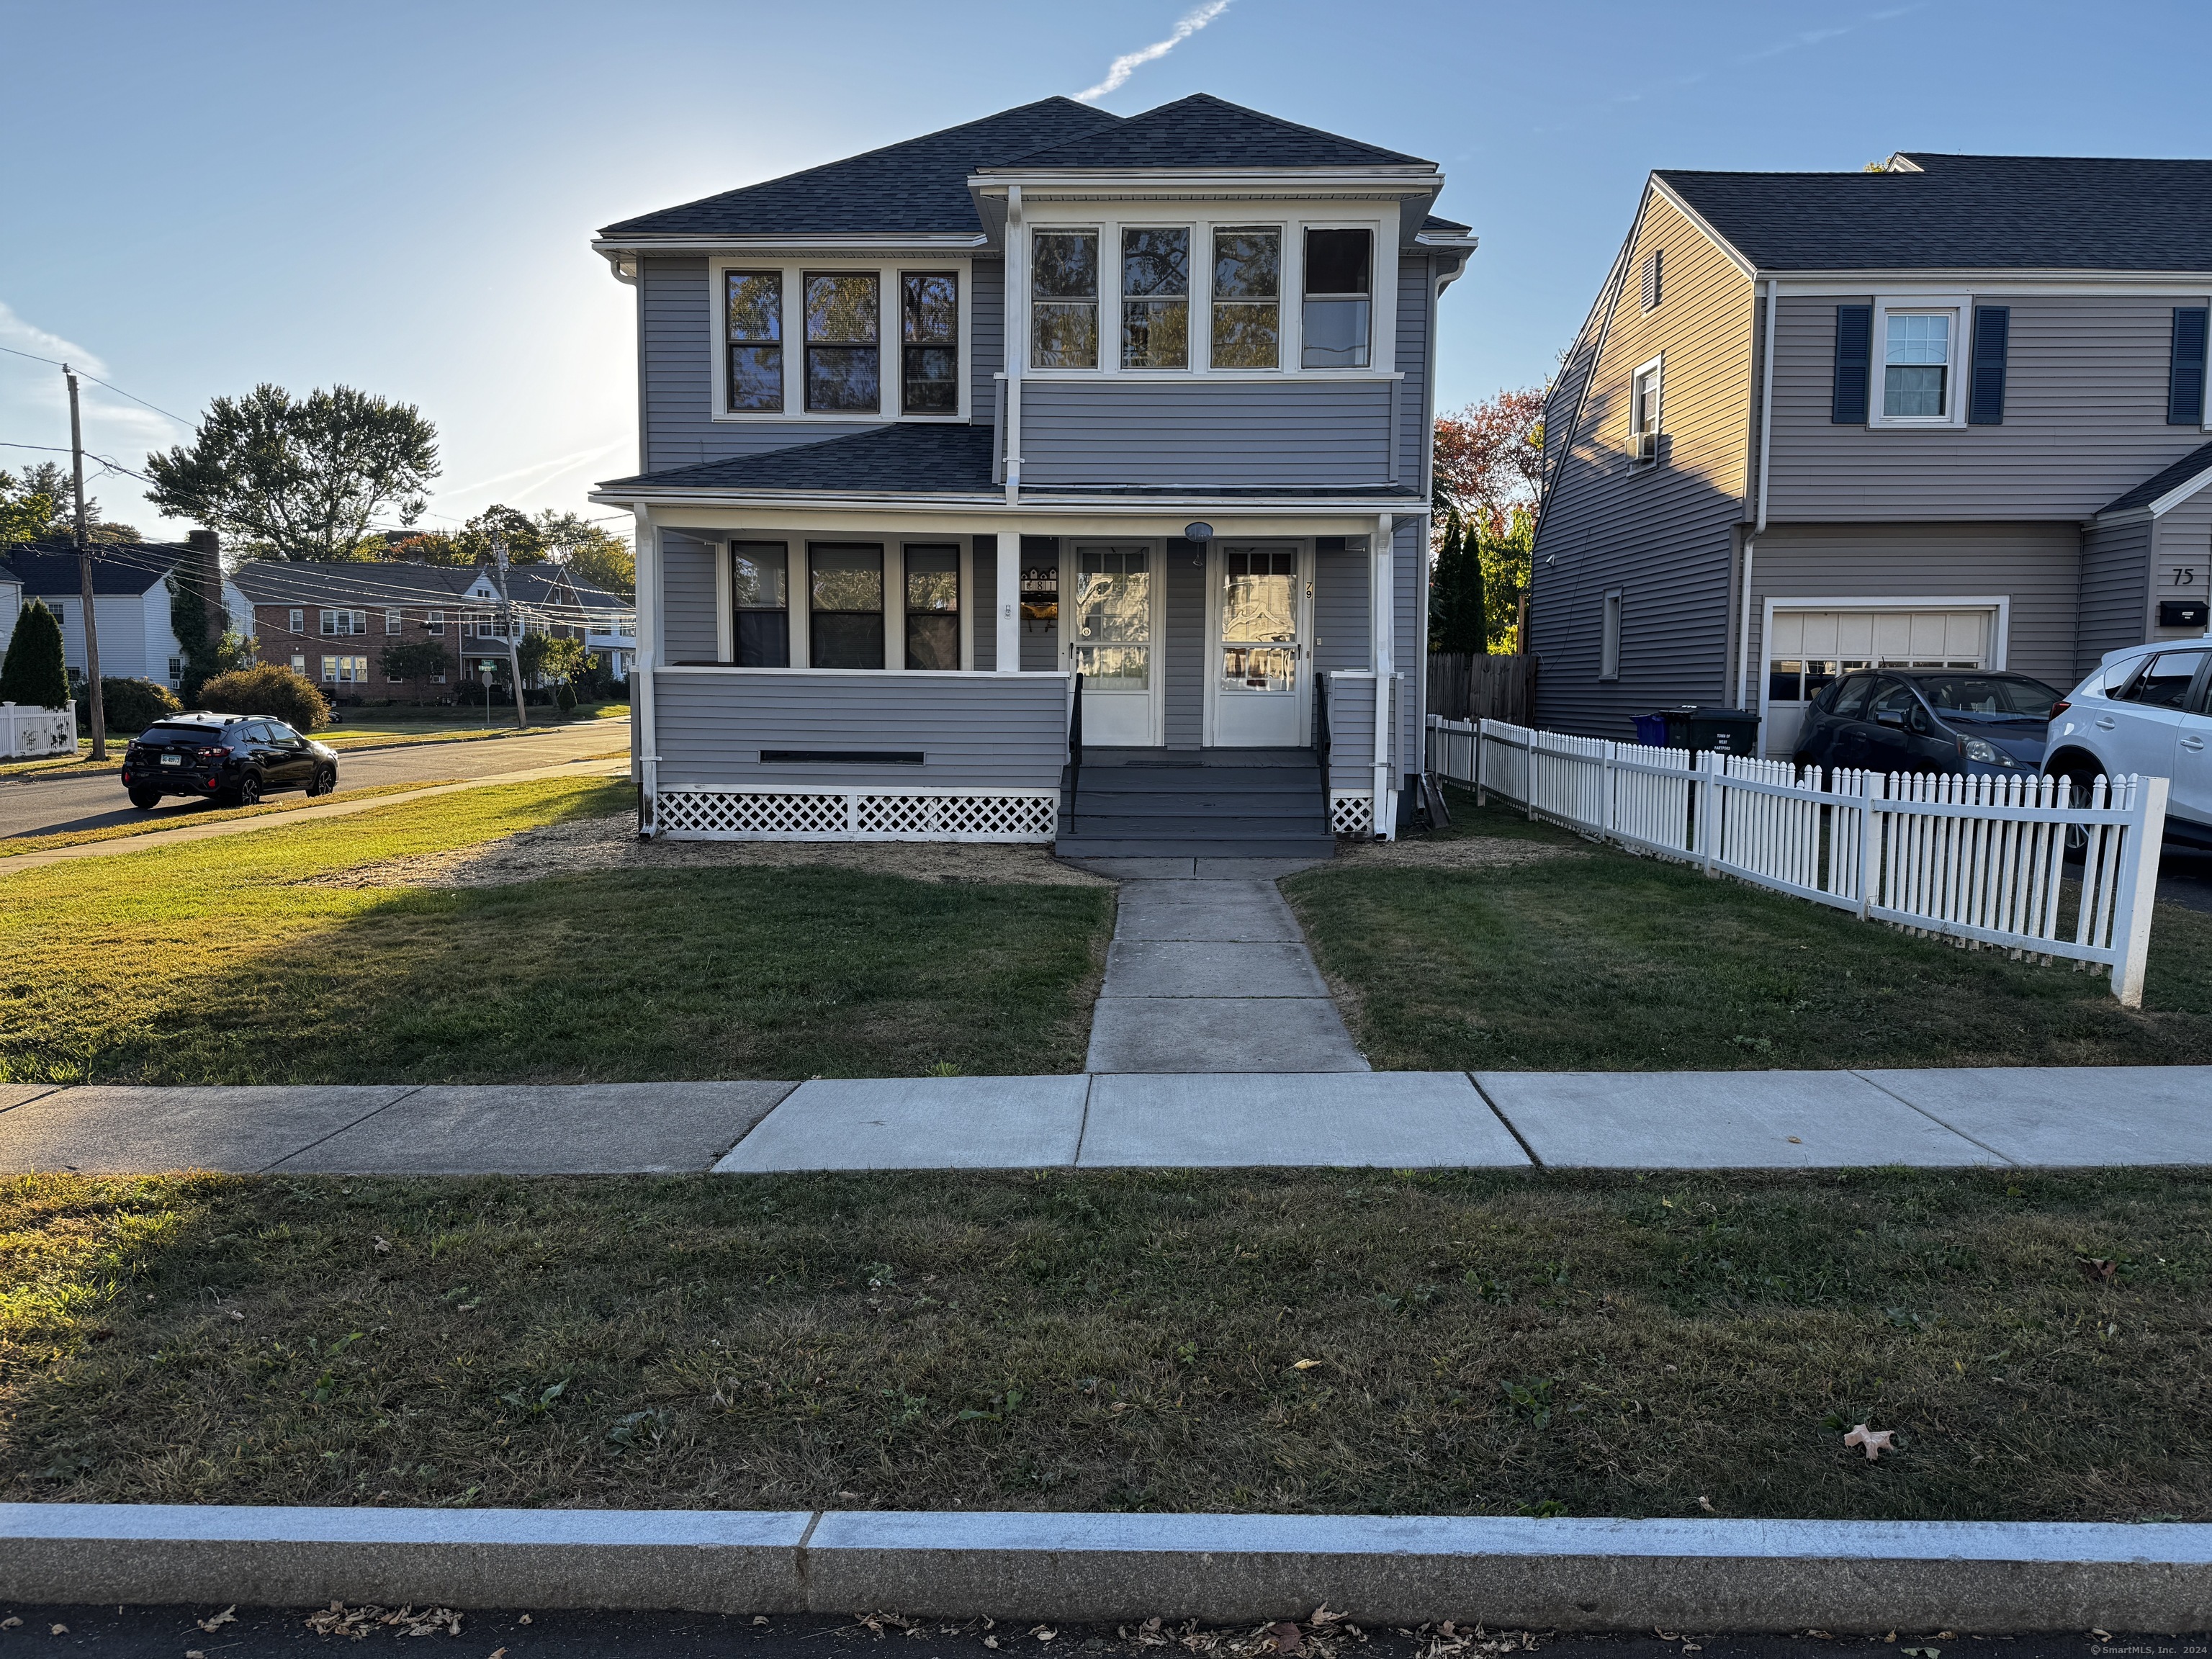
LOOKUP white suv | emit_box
[2045,641,2212,845]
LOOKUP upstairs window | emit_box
[1121,228,1190,369]
[725,271,784,412]
[385,608,403,634]
[900,273,958,414]
[320,608,366,636]
[1629,356,1662,465]
[732,542,791,667]
[1883,311,1953,419]
[804,272,880,412]
[1032,230,1099,368]
[1301,229,1371,368]
[1212,228,1280,369]
[287,608,303,633]
[423,608,444,635]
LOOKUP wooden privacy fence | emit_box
[1427,653,1534,725]
[1427,714,2170,1006]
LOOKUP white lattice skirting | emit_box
[655,787,1058,842]
[1330,790,1375,835]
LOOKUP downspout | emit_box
[1735,275,1777,715]
[1003,184,1023,507]
[633,505,660,838]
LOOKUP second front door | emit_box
[1209,542,1307,747]
[1069,542,1160,747]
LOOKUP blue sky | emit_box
[4,0,2208,540]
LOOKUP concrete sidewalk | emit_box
[2,1066,2208,1174]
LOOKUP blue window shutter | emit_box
[2171,307,2209,425]
[1832,305,1872,423]
[1967,305,2010,425]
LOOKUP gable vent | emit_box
[1639,250,1663,313]
[2170,307,2208,426]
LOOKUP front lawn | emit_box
[4,1166,2206,1520]
[0,778,1111,1084]
[1285,790,2212,1072]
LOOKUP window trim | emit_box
[1030,225,1104,372]
[1628,354,1663,467]
[1208,222,1285,374]
[1868,294,1972,428]
[1118,223,1195,372]
[1299,225,1374,370]
[707,257,970,424]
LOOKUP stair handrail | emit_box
[1068,670,1084,811]
[1314,669,1331,821]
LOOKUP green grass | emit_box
[4,1166,2207,1519]
[0,779,464,857]
[0,778,1112,1085]
[1285,789,2212,1071]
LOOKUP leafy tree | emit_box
[1,463,141,546]
[378,639,453,703]
[381,530,467,567]
[94,676,181,734]
[533,509,634,598]
[1433,385,1547,526]
[1428,510,1488,656]
[0,600,70,708]
[518,632,586,688]
[1477,506,1537,654]
[143,384,439,561]
[456,504,547,565]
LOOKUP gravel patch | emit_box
[308,811,1110,889]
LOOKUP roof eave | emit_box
[967,165,1440,192]
[589,485,1423,514]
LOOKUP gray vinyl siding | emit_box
[653,669,1069,791]
[1396,259,1429,490]
[1165,538,1204,750]
[1531,192,1756,737]
[1326,673,1375,788]
[971,538,997,672]
[1747,522,2082,690]
[1393,516,1424,778]
[1766,292,2212,520]
[2078,518,2153,675]
[971,261,1003,418]
[1313,544,1370,673]
[660,531,720,662]
[1017,380,1394,486]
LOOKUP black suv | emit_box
[120,714,338,810]
[1791,669,2062,778]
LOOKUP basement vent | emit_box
[760,750,926,765]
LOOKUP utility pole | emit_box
[66,367,107,760]
[493,536,528,728]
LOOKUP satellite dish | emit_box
[1183,521,1215,544]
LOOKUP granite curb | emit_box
[4,1504,2209,1630]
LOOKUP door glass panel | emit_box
[1072,546,1150,690]
[904,544,960,671]
[1220,547,1298,693]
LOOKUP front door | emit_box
[1068,542,1159,747]
[1209,542,1306,747]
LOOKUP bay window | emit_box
[1032,230,1099,368]
[809,544,884,669]
[901,273,958,414]
[732,542,791,667]
[1121,228,1190,368]
[725,271,783,412]
[804,272,880,411]
[1211,227,1280,369]
[1301,228,1371,368]
[903,544,961,670]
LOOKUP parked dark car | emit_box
[1791,669,2063,778]
[120,712,338,810]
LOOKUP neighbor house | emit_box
[1530,152,2212,758]
[0,533,224,691]
[233,559,637,703]
[587,94,1471,849]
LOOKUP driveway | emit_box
[0,720,629,840]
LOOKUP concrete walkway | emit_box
[4,1066,2210,1174]
[1075,855,1365,1073]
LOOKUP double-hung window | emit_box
[903,544,961,670]
[1883,312,1953,419]
[732,542,791,667]
[804,273,880,412]
[1121,228,1190,369]
[1212,228,1281,369]
[1301,229,1371,368]
[809,544,884,669]
[320,608,365,636]
[385,608,403,634]
[1032,230,1099,368]
[900,274,958,413]
[423,608,444,636]
[725,271,783,412]
[287,608,304,634]
[1629,356,1663,465]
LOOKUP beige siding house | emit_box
[1531,152,2212,756]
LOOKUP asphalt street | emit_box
[0,1607,2179,1659]
[0,721,630,841]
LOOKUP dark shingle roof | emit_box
[1421,212,1472,236]
[5,538,181,596]
[600,424,1000,495]
[2097,440,2212,516]
[600,99,1119,240]
[1659,153,2212,271]
[991,93,1429,171]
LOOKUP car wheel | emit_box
[228,773,264,809]
[307,764,336,797]
[127,788,161,811]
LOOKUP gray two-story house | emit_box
[1531,152,2212,759]
[588,94,1471,850]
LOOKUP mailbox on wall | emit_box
[2159,600,2209,628]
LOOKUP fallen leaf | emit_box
[188,1651,207,1658]
[229,1310,245,1321]
[986,1640,1000,1650]
[1270,1622,1304,1653]
[1291,1359,1322,1371]
[520,1614,533,1624]
[1309,1608,1344,1627]
[0,1618,19,1630]
[198,1605,238,1632]
[2094,1633,2113,1643]
[1031,1627,1058,1642]
[490,1650,508,1658]
[1843,1423,1896,1461]
[50,1625,68,1636]
[372,1236,392,1254]
[2080,1258,2118,1282]
[1696,1496,1717,1514]
[755,1617,770,1626]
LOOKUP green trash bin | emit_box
[1658,706,1761,755]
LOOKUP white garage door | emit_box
[1764,608,1995,758]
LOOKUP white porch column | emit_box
[1370,512,1396,839]
[632,505,660,835]
[995,529,1021,673]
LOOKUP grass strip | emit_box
[0,781,469,857]
[1285,791,2212,1071]
[2,1166,2205,1519]
[0,777,1110,1084]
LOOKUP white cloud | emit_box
[436,443,620,503]
[1074,0,1232,103]
[0,298,108,379]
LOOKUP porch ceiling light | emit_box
[1183,521,1214,543]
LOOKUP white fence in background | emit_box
[1427,714,2170,1007]
[1,701,76,759]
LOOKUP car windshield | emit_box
[139,722,225,745]
[1910,674,2062,719]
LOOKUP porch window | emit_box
[804,272,880,412]
[725,271,784,412]
[809,544,884,669]
[1211,228,1280,369]
[1032,230,1099,369]
[1301,228,1370,368]
[901,273,959,414]
[1121,228,1189,369]
[732,542,791,667]
[903,544,961,670]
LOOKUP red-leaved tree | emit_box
[1432,386,1546,536]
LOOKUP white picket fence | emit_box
[1,701,76,759]
[1426,714,2170,1006]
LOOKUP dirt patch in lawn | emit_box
[307,811,1112,890]
[1331,833,1584,872]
